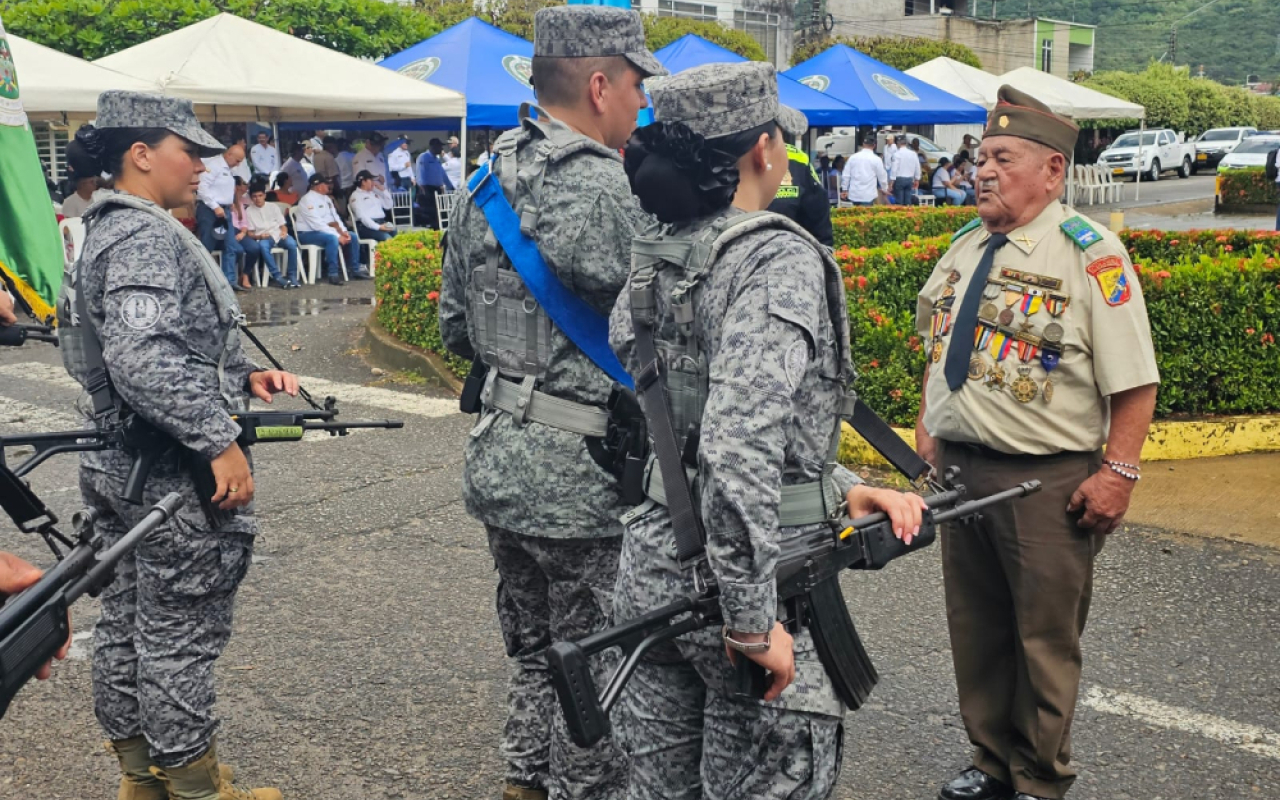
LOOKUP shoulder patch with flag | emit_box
[1061,215,1103,250]
[1086,255,1131,306]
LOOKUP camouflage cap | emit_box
[652,62,807,140]
[533,6,667,78]
[96,91,225,157]
[983,85,1079,158]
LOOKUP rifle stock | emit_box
[548,476,1042,748]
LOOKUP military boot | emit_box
[109,738,236,800]
[149,740,280,800]
[502,783,547,800]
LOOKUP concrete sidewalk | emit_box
[1127,452,1280,549]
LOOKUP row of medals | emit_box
[930,267,1070,405]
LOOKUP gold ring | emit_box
[228,487,240,494]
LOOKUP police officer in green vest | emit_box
[767,142,833,246]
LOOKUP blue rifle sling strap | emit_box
[467,163,634,390]
[629,264,706,565]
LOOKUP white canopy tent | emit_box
[999,67,1145,121]
[905,57,1014,111]
[97,13,465,123]
[10,34,155,121]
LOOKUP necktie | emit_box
[944,233,1008,391]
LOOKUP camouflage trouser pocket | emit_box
[138,510,252,606]
[717,709,844,800]
[495,578,524,658]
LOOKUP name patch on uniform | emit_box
[775,186,800,199]
[120,293,162,330]
[1086,256,1131,306]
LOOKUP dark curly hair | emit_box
[70,123,172,177]
[624,119,779,224]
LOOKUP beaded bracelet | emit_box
[1105,462,1141,481]
[1103,458,1141,472]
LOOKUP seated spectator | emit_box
[931,157,966,206]
[230,177,253,288]
[243,181,301,289]
[281,143,310,199]
[268,172,300,205]
[350,170,397,265]
[951,154,977,205]
[294,173,367,286]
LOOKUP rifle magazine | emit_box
[807,577,878,710]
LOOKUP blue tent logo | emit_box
[503,54,533,88]
[798,74,830,92]
[873,74,920,102]
[397,56,441,82]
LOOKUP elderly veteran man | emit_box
[438,5,665,800]
[914,86,1159,800]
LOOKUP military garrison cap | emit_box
[652,62,807,140]
[983,85,1079,158]
[533,6,667,78]
[95,91,224,157]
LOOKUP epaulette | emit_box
[1060,215,1104,250]
[951,217,983,242]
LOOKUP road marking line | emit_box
[0,362,458,420]
[1083,687,1280,761]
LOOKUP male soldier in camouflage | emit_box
[437,7,666,800]
[609,62,925,800]
[61,92,297,800]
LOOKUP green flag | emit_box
[0,15,64,324]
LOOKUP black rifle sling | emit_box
[72,218,121,423]
[630,277,706,564]
[849,398,930,483]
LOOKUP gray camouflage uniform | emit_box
[607,63,862,800]
[61,91,261,770]
[437,8,665,798]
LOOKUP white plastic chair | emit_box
[1099,165,1123,203]
[391,190,414,231]
[348,208,380,276]
[58,217,86,265]
[287,206,325,284]
[435,190,461,232]
[916,193,936,207]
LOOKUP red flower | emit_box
[1225,245,1234,252]
[1247,327,1256,335]
[856,275,869,290]
[403,291,411,300]
[1263,333,1276,346]
[428,291,440,301]
[1154,270,1171,279]
[889,388,903,400]
[1169,239,1179,246]
[902,240,915,249]
[869,359,880,369]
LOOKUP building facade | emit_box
[815,0,1094,77]
[631,0,796,67]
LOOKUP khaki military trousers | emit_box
[938,441,1104,799]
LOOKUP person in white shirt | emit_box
[229,136,253,183]
[349,170,397,267]
[931,157,966,206]
[891,139,923,205]
[196,143,247,289]
[281,143,310,201]
[352,132,390,187]
[883,134,899,179]
[387,140,413,190]
[293,174,367,285]
[242,182,301,288]
[250,132,279,176]
[443,146,464,192]
[336,138,356,192]
[840,137,891,206]
[60,176,109,218]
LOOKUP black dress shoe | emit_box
[231,284,248,293]
[348,270,372,280]
[327,275,345,286]
[1012,794,1051,800]
[939,768,1013,800]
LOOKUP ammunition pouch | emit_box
[585,385,650,505]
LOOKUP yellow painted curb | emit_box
[840,416,1280,466]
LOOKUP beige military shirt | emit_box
[917,202,1159,455]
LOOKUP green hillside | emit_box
[993,0,1280,85]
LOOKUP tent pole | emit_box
[460,116,468,176]
[1135,118,1144,202]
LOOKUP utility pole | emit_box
[1169,27,1177,64]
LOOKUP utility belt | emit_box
[642,457,841,528]
[459,358,609,438]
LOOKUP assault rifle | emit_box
[549,472,1041,748]
[0,460,184,720]
[0,408,403,526]
[0,324,57,347]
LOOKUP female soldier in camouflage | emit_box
[63,91,296,800]
[608,63,927,799]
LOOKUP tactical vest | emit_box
[469,106,620,437]
[629,211,858,541]
[58,194,247,421]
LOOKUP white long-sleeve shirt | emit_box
[349,188,390,230]
[892,147,922,182]
[387,147,413,179]
[336,151,356,189]
[352,148,388,185]
[197,155,236,210]
[841,148,889,203]
[250,143,279,175]
[884,143,898,178]
[294,190,347,234]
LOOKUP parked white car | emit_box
[1099,129,1198,181]
[1217,135,1280,171]
[1194,127,1257,169]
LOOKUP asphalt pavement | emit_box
[1,281,1277,800]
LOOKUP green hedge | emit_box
[831,206,979,249]
[1216,167,1279,208]
[375,223,1280,426]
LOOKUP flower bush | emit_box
[831,206,979,249]
[1217,167,1279,208]
[378,219,1280,426]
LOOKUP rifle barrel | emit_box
[296,420,405,431]
[931,481,1042,524]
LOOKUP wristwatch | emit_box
[722,626,771,654]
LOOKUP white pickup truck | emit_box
[1098,129,1198,181]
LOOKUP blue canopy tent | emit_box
[652,35,863,127]
[784,44,987,125]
